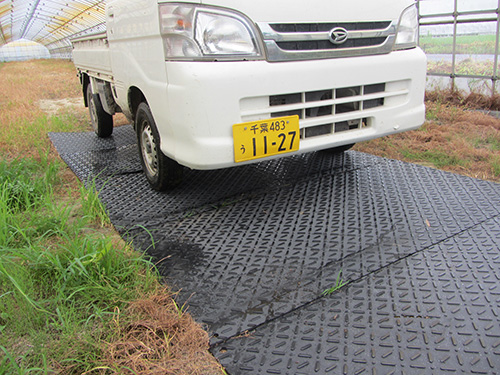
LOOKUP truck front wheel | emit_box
[135,102,183,191]
[86,85,113,138]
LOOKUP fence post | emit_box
[451,0,458,93]
[492,0,500,96]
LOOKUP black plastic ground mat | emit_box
[49,125,500,374]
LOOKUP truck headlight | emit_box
[393,4,418,50]
[159,4,262,60]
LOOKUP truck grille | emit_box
[257,21,396,62]
[269,22,391,33]
[239,80,410,140]
[276,38,387,51]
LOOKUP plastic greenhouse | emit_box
[0,0,106,60]
[0,39,50,61]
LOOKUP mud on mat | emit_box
[50,125,500,374]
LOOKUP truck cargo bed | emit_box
[72,32,113,81]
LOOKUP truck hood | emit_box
[199,0,415,23]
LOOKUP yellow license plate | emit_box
[233,115,300,163]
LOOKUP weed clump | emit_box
[425,88,500,112]
[0,156,58,212]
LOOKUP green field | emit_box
[419,34,498,55]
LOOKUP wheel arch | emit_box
[81,73,90,108]
[128,86,147,125]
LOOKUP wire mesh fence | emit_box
[418,0,500,96]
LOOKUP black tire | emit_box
[322,143,355,154]
[135,102,184,191]
[86,84,113,138]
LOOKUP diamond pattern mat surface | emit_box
[49,125,500,374]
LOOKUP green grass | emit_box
[0,345,46,375]
[1,114,88,156]
[0,156,159,373]
[492,155,500,177]
[419,34,497,55]
[401,149,470,169]
[473,135,500,152]
[80,178,111,227]
[322,271,348,296]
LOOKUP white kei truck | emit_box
[72,0,426,191]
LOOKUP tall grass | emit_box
[0,156,159,373]
[0,60,224,375]
[80,178,111,227]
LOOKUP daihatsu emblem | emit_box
[329,27,348,45]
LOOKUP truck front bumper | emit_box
[158,47,426,170]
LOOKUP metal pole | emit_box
[19,0,42,39]
[492,0,500,96]
[416,0,421,42]
[451,0,458,93]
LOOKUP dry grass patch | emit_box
[0,60,128,158]
[425,88,500,112]
[0,59,88,157]
[105,291,224,375]
[355,97,500,182]
[0,59,82,122]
